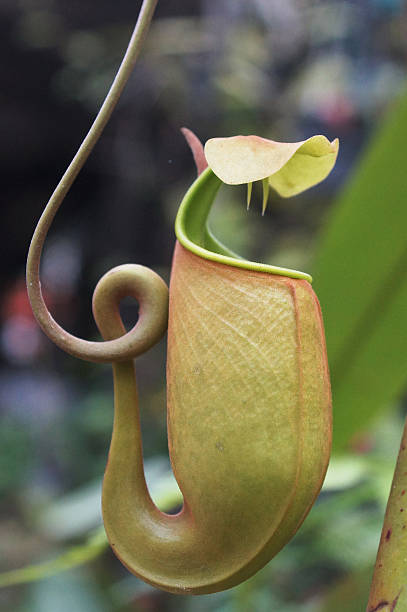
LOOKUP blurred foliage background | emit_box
[1,0,407,610]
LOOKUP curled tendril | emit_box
[26,0,169,364]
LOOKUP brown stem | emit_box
[26,0,162,363]
[366,417,407,611]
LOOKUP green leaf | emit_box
[312,88,407,452]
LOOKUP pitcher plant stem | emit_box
[26,0,159,363]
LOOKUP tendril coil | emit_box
[26,0,165,364]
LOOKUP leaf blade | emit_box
[312,89,407,452]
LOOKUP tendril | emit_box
[26,0,168,364]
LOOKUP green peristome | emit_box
[175,167,312,283]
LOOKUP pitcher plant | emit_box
[26,0,338,595]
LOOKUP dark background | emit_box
[1,1,406,610]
